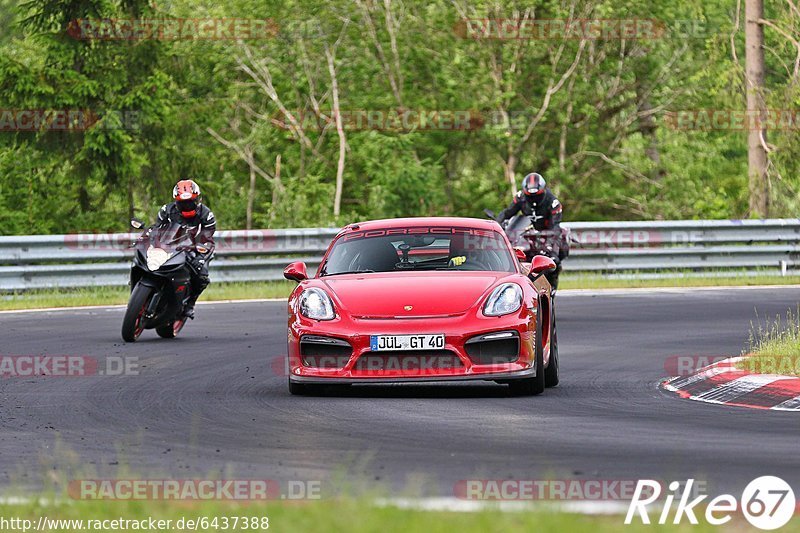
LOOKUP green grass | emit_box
[0,282,296,311]
[2,274,800,312]
[0,497,794,533]
[559,272,800,290]
[739,307,800,376]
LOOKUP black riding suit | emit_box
[497,189,564,288]
[156,202,216,311]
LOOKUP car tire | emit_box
[508,311,546,396]
[545,314,559,388]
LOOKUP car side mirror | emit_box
[514,248,527,262]
[130,218,144,229]
[284,261,308,282]
[529,255,557,278]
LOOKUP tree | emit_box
[745,0,768,217]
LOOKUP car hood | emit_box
[321,272,512,318]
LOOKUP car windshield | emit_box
[320,227,516,275]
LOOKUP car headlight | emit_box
[299,288,336,321]
[483,283,523,317]
[146,246,171,271]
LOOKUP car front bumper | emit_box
[287,309,539,384]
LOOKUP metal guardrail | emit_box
[1,220,799,290]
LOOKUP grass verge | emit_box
[2,273,800,312]
[559,272,800,290]
[0,497,789,533]
[0,282,296,311]
[739,308,800,376]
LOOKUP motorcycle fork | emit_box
[144,290,161,319]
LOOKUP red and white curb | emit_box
[662,357,800,411]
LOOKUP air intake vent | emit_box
[300,336,352,368]
[465,331,519,364]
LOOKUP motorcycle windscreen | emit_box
[504,215,530,247]
[150,222,195,251]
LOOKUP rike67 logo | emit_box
[626,476,796,530]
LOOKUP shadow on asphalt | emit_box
[300,383,517,399]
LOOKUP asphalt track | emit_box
[1,287,799,499]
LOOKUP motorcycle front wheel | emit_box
[121,283,154,342]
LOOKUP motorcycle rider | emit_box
[155,179,216,319]
[496,172,564,288]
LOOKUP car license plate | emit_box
[370,334,445,351]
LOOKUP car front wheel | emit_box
[508,312,546,396]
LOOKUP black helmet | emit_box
[521,173,546,197]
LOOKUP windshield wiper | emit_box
[321,269,375,277]
[395,261,447,270]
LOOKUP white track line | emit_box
[0,298,285,315]
[559,284,800,296]
[375,497,631,515]
[773,395,800,411]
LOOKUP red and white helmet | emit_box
[521,172,546,197]
[173,179,201,218]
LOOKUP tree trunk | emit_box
[246,151,256,230]
[270,154,282,226]
[635,78,662,169]
[127,175,135,223]
[745,0,769,217]
[503,152,518,195]
[326,47,346,219]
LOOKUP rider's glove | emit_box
[188,253,205,271]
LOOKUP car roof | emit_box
[339,217,502,233]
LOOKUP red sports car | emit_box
[283,217,559,396]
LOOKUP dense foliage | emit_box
[0,0,798,234]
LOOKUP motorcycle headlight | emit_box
[299,288,336,321]
[146,246,171,271]
[483,283,523,317]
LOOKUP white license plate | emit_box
[370,334,445,351]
